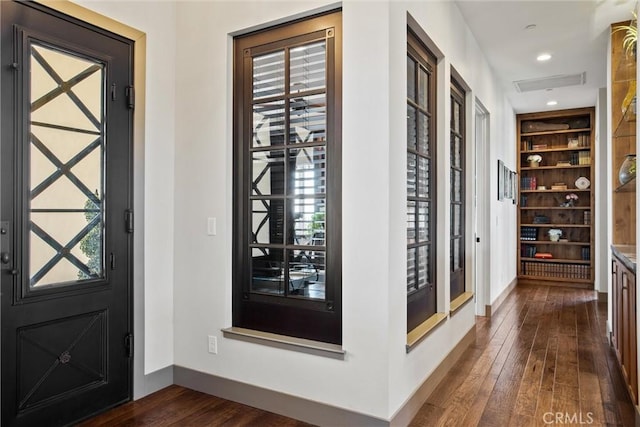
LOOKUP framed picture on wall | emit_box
[497,159,505,201]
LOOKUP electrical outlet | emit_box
[208,335,217,354]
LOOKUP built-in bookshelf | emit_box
[517,107,595,288]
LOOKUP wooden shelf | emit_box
[520,257,590,264]
[615,177,636,193]
[521,189,590,193]
[522,146,590,154]
[613,104,636,138]
[520,207,591,210]
[521,223,590,228]
[519,240,591,246]
[521,165,590,171]
[517,107,594,287]
[520,127,591,137]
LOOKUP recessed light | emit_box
[546,100,558,106]
[537,53,552,62]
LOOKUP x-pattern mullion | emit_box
[30,132,101,205]
[30,47,102,129]
[30,215,100,285]
[18,314,104,409]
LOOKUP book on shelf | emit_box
[520,176,537,190]
[556,161,572,167]
[521,244,537,258]
[532,144,548,150]
[551,183,567,190]
[520,226,538,240]
[522,140,532,151]
[578,151,590,165]
[521,261,590,280]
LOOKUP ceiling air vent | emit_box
[513,72,586,93]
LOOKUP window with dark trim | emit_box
[450,79,465,301]
[233,11,342,344]
[406,31,437,332]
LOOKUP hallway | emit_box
[82,285,637,426]
[411,285,636,426]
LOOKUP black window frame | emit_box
[232,10,342,344]
[450,79,466,301]
[406,30,437,332]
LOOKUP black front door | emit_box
[1,2,134,425]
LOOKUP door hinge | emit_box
[126,86,135,110]
[124,333,133,358]
[125,209,134,234]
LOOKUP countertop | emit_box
[612,244,637,274]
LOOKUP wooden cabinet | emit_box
[611,249,638,404]
[517,108,594,287]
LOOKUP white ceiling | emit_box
[455,0,637,113]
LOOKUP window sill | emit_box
[406,312,447,353]
[221,327,345,360]
[450,292,474,314]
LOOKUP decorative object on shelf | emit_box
[561,193,579,207]
[522,121,569,133]
[527,154,542,167]
[612,13,637,59]
[534,252,553,259]
[551,182,567,190]
[548,229,562,242]
[533,215,550,224]
[575,176,590,189]
[618,154,636,185]
[537,185,547,190]
[567,138,579,148]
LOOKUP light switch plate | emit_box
[207,217,217,236]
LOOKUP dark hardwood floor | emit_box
[81,285,637,426]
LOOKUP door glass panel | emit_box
[252,150,285,196]
[253,101,285,147]
[417,245,428,288]
[290,41,326,94]
[407,56,416,102]
[417,157,430,198]
[29,43,105,288]
[418,201,429,242]
[288,198,325,246]
[417,111,429,154]
[407,248,416,293]
[253,50,284,100]
[407,105,417,150]
[251,199,284,245]
[251,248,284,296]
[407,153,417,196]
[290,94,326,144]
[288,249,325,300]
[418,66,429,109]
[407,201,416,244]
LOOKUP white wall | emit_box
[75,0,517,420]
[387,1,516,415]
[74,0,177,375]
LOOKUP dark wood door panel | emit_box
[1,2,133,426]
